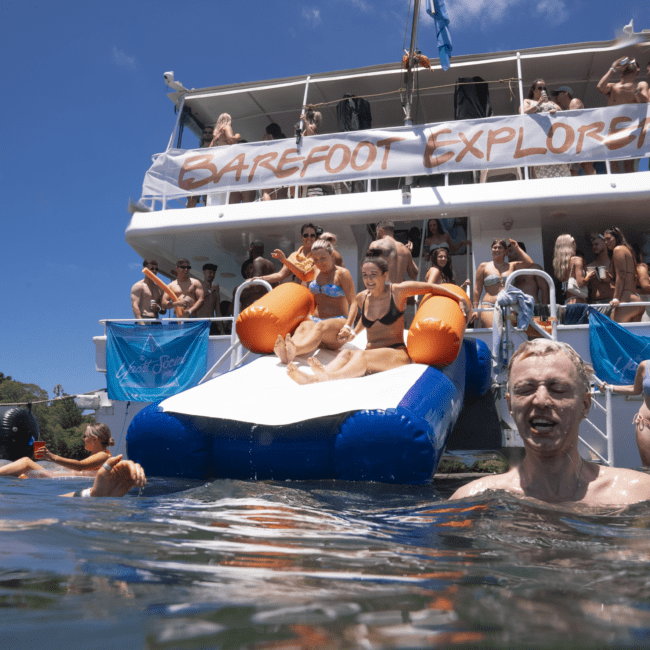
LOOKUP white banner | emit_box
[142,104,650,199]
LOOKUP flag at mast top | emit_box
[426,0,452,70]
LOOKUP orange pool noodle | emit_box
[407,284,468,366]
[236,283,315,354]
[143,268,185,317]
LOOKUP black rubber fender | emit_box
[0,408,40,461]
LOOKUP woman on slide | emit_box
[0,423,114,478]
[287,253,469,384]
[274,239,357,364]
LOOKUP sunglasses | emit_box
[177,265,191,270]
[536,85,546,90]
[302,233,317,238]
[147,266,158,271]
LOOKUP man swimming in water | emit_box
[451,339,650,505]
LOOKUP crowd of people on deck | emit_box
[181,56,650,208]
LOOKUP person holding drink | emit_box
[0,423,114,478]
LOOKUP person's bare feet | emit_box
[89,455,147,497]
[285,334,297,364]
[307,357,329,382]
[274,335,288,364]
[287,362,318,385]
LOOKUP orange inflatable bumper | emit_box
[236,283,315,354]
[407,284,469,366]
[143,268,184,317]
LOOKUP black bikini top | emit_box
[361,285,404,328]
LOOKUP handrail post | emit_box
[231,279,273,369]
[516,52,529,181]
[605,386,614,466]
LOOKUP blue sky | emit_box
[1,0,649,398]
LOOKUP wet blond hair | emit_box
[507,339,593,393]
[311,239,334,255]
[85,422,115,447]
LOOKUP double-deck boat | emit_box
[83,23,650,479]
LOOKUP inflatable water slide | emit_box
[127,284,491,484]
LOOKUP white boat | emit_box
[84,25,650,477]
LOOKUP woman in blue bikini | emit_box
[473,238,533,328]
[273,239,357,364]
[287,253,468,384]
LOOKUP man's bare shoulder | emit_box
[131,280,145,294]
[588,465,650,505]
[449,469,520,500]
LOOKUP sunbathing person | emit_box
[0,423,114,478]
[274,239,356,364]
[287,253,469,384]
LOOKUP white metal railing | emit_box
[584,383,614,466]
[144,160,635,212]
[198,278,272,383]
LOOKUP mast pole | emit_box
[403,0,421,197]
[404,0,421,127]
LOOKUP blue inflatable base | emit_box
[127,339,491,484]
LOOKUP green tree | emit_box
[1,375,94,460]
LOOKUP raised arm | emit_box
[42,449,110,472]
[597,58,625,96]
[269,249,315,283]
[507,239,534,270]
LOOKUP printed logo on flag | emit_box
[106,321,209,401]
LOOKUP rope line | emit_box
[304,77,521,110]
[0,391,100,408]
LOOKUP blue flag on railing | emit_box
[588,307,650,384]
[426,0,453,71]
[106,321,209,401]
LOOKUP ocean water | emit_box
[1,474,650,649]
